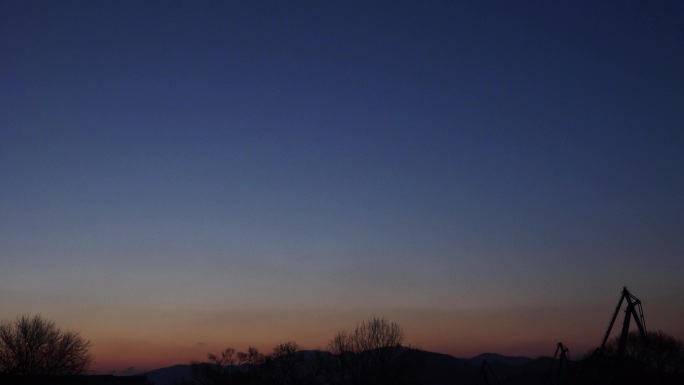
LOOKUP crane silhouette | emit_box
[598,287,647,362]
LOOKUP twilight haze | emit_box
[1,0,683,374]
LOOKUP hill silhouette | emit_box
[463,352,533,367]
[142,346,684,385]
[144,349,548,385]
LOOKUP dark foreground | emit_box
[0,374,152,385]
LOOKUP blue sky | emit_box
[1,0,683,373]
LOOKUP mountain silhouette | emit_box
[464,352,533,367]
[143,349,537,385]
[142,348,684,385]
[144,365,192,385]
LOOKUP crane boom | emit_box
[545,342,570,385]
[598,287,648,361]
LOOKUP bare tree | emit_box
[0,314,92,375]
[192,347,237,384]
[329,330,365,385]
[604,330,684,373]
[356,317,404,384]
[193,345,268,385]
[329,317,405,385]
[237,346,265,367]
[269,341,300,385]
[208,347,236,368]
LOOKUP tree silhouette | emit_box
[268,341,300,385]
[192,345,268,385]
[208,347,236,369]
[603,330,684,374]
[0,314,92,375]
[329,317,405,385]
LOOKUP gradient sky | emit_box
[1,0,683,374]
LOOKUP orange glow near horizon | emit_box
[79,299,684,374]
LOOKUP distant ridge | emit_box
[143,350,537,385]
[144,364,192,385]
[464,352,533,367]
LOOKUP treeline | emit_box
[572,330,684,384]
[176,317,422,385]
[4,314,683,385]
[176,317,684,385]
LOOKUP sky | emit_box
[1,0,683,374]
